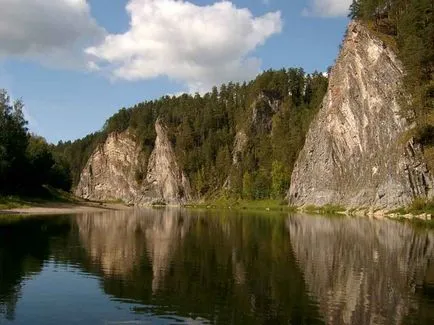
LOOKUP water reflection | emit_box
[73,209,322,324]
[75,209,190,293]
[287,215,434,325]
[0,216,71,320]
[0,211,433,324]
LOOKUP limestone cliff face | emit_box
[288,21,433,208]
[140,120,191,204]
[74,130,143,203]
[75,119,191,205]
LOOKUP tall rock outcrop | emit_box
[288,21,433,208]
[75,119,191,205]
[74,130,143,203]
[140,120,191,204]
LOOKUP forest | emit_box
[53,68,328,200]
[0,90,71,196]
[349,0,434,165]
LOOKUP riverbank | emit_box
[0,202,130,215]
[187,198,434,228]
[0,188,130,215]
[185,198,296,212]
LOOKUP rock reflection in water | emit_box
[75,208,188,293]
[287,215,434,325]
[2,211,433,324]
[73,210,323,324]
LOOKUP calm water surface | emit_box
[0,209,433,325]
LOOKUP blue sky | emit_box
[0,0,350,143]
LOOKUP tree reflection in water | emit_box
[0,210,433,325]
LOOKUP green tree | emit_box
[254,169,271,199]
[0,90,29,193]
[25,136,55,189]
[349,0,361,19]
[242,172,254,200]
[0,90,72,194]
[271,161,288,199]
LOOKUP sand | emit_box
[0,202,131,215]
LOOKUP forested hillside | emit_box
[349,0,434,163]
[54,68,328,200]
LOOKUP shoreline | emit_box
[0,201,131,215]
[2,196,433,229]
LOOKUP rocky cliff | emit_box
[142,120,191,204]
[75,119,191,205]
[74,130,143,203]
[288,21,434,208]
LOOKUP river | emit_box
[0,209,433,324]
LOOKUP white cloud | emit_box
[85,0,282,92]
[303,0,352,17]
[0,0,105,69]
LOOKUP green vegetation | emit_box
[186,200,349,216]
[0,90,72,198]
[0,196,31,209]
[55,68,328,200]
[407,197,434,215]
[186,198,296,212]
[2,67,327,203]
[392,197,434,215]
[303,204,346,216]
[349,0,434,166]
[0,186,77,210]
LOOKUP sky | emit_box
[0,0,351,143]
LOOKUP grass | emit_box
[0,186,77,210]
[391,197,434,216]
[185,196,349,216]
[0,196,32,209]
[303,204,346,216]
[387,198,434,229]
[185,198,296,213]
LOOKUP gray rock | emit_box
[139,119,191,205]
[74,130,143,204]
[75,119,191,205]
[288,21,434,209]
